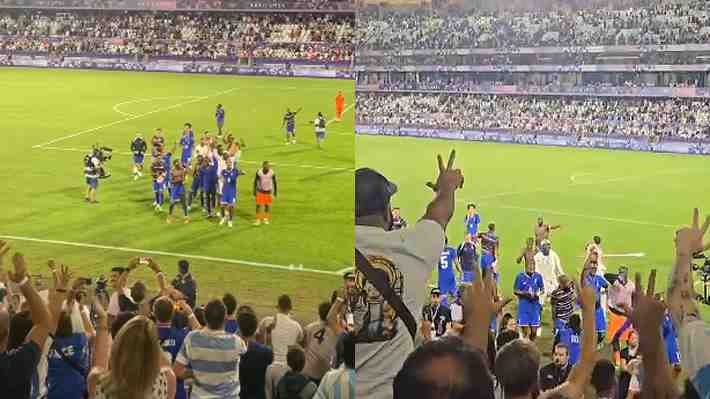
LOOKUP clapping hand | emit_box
[425,150,464,193]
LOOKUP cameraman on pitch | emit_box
[84,150,101,204]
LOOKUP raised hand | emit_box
[675,208,709,256]
[578,268,596,312]
[0,241,10,268]
[9,252,27,284]
[630,270,666,332]
[426,150,464,192]
[463,264,510,351]
[56,265,72,291]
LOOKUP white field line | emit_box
[33,88,238,148]
[576,253,646,258]
[40,146,354,172]
[336,266,354,274]
[112,96,203,117]
[492,204,675,228]
[0,235,343,276]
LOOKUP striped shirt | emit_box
[314,367,356,399]
[550,286,576,323]
[176,329,247,399]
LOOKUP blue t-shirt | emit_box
[158,325,189,399]
[586,274,609,307]
[662,313,681,365]
[514,272,544,309]
[222,169,239,194]
[465,214,481,235]
[216,108,225,121]
[180,132,194,155]
[556,326,581,365]
[438,246,457,286]
[47,334,88,399]
[225,319,239,335]
[480,231,498,257]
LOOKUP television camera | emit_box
[692,252,710,305]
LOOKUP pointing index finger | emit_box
[446,150,456,170]
[693,208,700,229]
[647,269,656,297]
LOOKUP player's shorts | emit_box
[286,126,295,135]
[221,190,236,206]
[170,184,185,202]
[133,154,144,165]
[216,119,224,127]
[315,130,326,139]
[190,177,202,193]
[481,254,496,269]
[595,306,607,333]
[518,302,541,327]
[438,278,457,296]
[86,177,98,189]
[607,311,631,343]
[667,345,681,365]
[256,192,273,206]
[153,181,164,193]
[181,154,191,166]
[202,180,215,193]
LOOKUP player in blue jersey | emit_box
[514,259,544,341]
[464,203,481,236]
[84,151,100,204]
[584,257,610,347]
[554,313,582,366]
[167,160,190,224]
[187,155,204,212]
[160,143,177,197]
[478,223,500,273]
[151,157,166,211]
[438,237,459,301]
[179,123,195,168]
[219,161,244,228]
[457,234,478,283]
[282,107,302,145]
[130,133,147,181]
[215,104,225,136]
[661,302,682,377]
[202,156,219,218]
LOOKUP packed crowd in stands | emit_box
[0,245,356,399]
[356,0,710,50]
[356,92,710,140]
[355,153,710,399]
[0,0,354,10]
[0,11,353,60]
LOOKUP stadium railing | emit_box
[354,125,710,156]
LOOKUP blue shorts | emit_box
[170,184,185,202]
[86,177,98,189]
[133,154,144,165]
[216,119,224,127]
[316,131,325,139]
[286,126,295,134]
[181,154,191,166]
[518,302,542,327]
[481,254,496,269]
[191,177,202,193]
[462,270,474,283]
[595,306,607,333]
[221,191,236,205]
[153,181,164,193]
[439,278,457,296]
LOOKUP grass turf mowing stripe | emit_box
[0,235,343,276]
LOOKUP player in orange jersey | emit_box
[335,91,345,122]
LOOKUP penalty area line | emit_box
[0,235,342,276]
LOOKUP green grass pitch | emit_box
[356,134,710,324]
[0,68,354,322]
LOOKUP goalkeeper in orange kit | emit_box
[335,91,345,122]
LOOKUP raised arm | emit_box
[422,150,464,229]
[92,297,110,370]
[463,261,511,354]
[147,257,168,296]
[327,292,347,334]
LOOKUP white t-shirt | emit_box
[678,318,710,398]
[355,220,445,399]
[260,313,304,365]
[534,250,564,296]
[107,288,131,317]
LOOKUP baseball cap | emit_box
[343,271,355,280]
[430,288,441,296]
[541,239,551,246]
[355,168,398,217]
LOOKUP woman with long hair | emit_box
[88,313,176,399]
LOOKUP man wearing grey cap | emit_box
[354,151,463,399]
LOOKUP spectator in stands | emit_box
[314,332,355,399]
[590,359,617,399]
[224,293,239,334]
[239,309,273,399]
[538,343,572,392]
[88,311,177,398]
[175,298,246,398]
[274,345,318,399]
[172,260,197,308]
[259,294,304,365]
[355,150,462,399]
[303,299,345,385]
[618,329,640,399]
[0,245,56,399]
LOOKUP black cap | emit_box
[344,271,355,280]
[355,168,397,217]
[430,288,441,296]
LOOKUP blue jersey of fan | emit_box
[438,246,458,295]
[556,326,581,365]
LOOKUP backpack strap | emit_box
[354,248,417,342]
